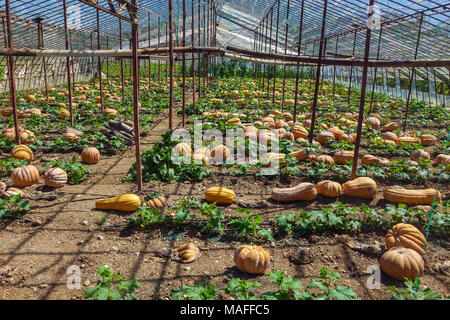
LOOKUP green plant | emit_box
[0,194,30,222]
[129,206,166,227]
[84,265,140,300]
[0,158,28,177]
[124,130,212,182]
[387,278,448,300]
[171,283,218,300]
[228,208,273,242]
[43,156,90,184]
[224,278,261,300]
[261,269,303,300]
[199,202,225,232]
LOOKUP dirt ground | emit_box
[0,96,448,300]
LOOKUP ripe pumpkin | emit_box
[11,165,40,187]
[397,136,420,145]
[81,147,100,164]
[381,121,399,132]
[95,193,141,212]
[410,149,430,162]
[210,144,231,163]
[275,119,289,129]
[0,181,6,197]
[205,187,235,204]
[364,117,381,130]
[264,152,287,166]
[382,132,398,143]
[419,134,437,146]
[1,107,13,116]
[385,223,426,254]
[343,177,377,198]
[44,168,68,188]
[316,180,342,197]
[11,145,33,163]
[328,126,344,139]
[2,187,25,198]
[174,142,192,156]
[271,182,317,202]
[58,108,70,119]
[435,154,450,165]
[361,154,390,166]
[291,125,308,139]
[379,247,424,281]
[171,243,199,263]
[282,112,293,121]
[146,194,166,208]
[383,187,441,205]
[333,151,354,165]
[315,154,335,165]
[104,108,118,118]
[316,131,335,145]
[288,149,307,161]
[234,245,270,274]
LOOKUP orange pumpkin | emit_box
[385,223,426,254]
[379,247,424,281]
[81,147,100,164]
[234,245,270,274]
[11,165,40,187]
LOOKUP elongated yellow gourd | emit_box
[95,194,141,212]
[383,187,441,205]
[205,187,235,204]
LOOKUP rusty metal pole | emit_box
[191,0,196,114]
[281,0,290,110]
[35,17,49,99]
[368,25,383,115]
[5,0,20,144]
[350,0,375,180]
[182,0,186,127]
[165,22,168,82]
[267,9,273,98]
[309,40,315,90]
[119,18,125,101]
[293,0,305,124]
[106,37,109,82]
[347,29,358,103]
[158,16,161,82]
[272,0,280,103]
[96,8,104,112]
[308,0,328,143]
[197,0,201,98]
[63,0,74,126]
[332,35,339,96]
[131,1,142,191]
[169,0,174,130]
[148,12,152,90]
[403,13,424,131]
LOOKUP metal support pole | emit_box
[63,0,74,126]
[191,0,196,113]
[182,0,186,127]
[272,0,280,102]
[96,8,104,112]
[347,30,358,103]
[131,1,142,191]
[119,18,125,101]
[5,0,20,144]
[169,0,174,130]
[293,0,304,123]
[35,17,49,99]
[403,13,424,131]
[281,0,290,109]
[308,0,328,143]
[351,0,375,180]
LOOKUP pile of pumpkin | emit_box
[0,145,101,198]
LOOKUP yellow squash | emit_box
[95,194,141,212]
[205,187,235,204]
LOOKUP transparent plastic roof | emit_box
[1,0,449,62]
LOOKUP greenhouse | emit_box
[0,0,448,301]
